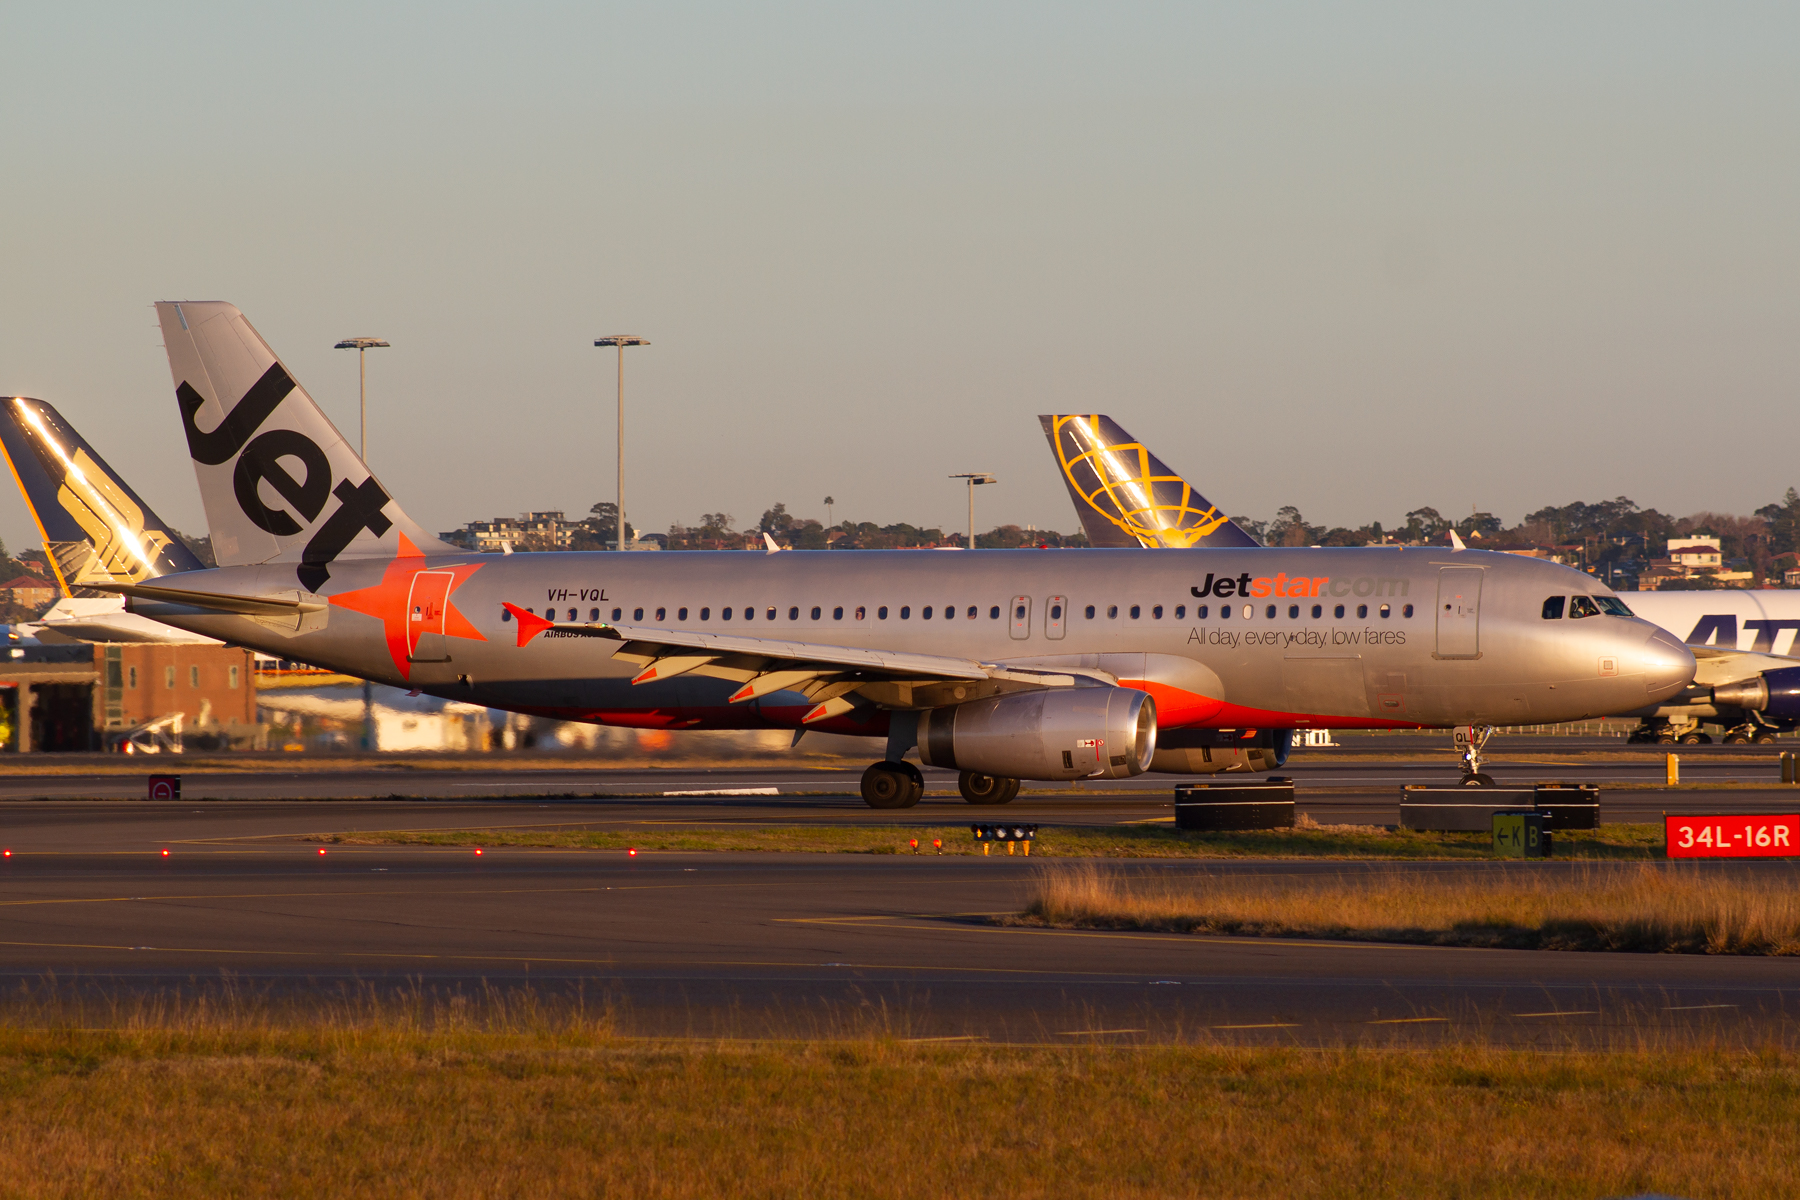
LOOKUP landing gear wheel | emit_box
[1679,732,1705,746]
[1725,733,1752,746]
[1754,732,1779,746]
[861,760,924,809]
[1657,735,1677,745]
[1459,772,1497,787]
[958,771,1020,805]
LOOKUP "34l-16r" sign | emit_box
[1665,813,1800,858]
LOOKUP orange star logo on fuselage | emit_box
[328,533,487,680]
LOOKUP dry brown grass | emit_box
[1017,860,1800,953]
[0,991,1791,1197]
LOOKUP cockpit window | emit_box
[1541,596,1565,620]
[1595,596,1633,616]
[1569,595,1601,619]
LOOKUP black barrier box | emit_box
[1174,778,1296,831]
[1534,783,1599,830]
[1399,786,1535,832]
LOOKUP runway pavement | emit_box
[0,797,1795,1044]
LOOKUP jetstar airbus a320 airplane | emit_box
[102,302,1692,805]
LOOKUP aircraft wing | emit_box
[503,603,1103,723]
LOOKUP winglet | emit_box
[504,602,554,646]
[1449,529,1467,551]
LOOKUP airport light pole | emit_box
[333,336,389,755]
[950,473,996,549]
[594,336,650,551]
[333,338,390,460]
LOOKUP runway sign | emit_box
[148,775,180,801]
[1665,813,1799,858]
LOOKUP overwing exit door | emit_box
[1435,567,1482,659]
[408,571,454,664]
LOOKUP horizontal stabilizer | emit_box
[101,583,326,618]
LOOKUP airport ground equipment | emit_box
[972,824,1036,855]
[101,305,1695,808]
[1491,811,1551,858]
[1665,813,1800,858]
[1173,778,1295,831]
[1783,753,1799,784]
[1402,784,1602,832]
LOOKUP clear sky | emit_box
[1,2,1795,555]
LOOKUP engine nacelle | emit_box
[1713,667,1800,721]
[915,686,1157,781]
[1148,728,1295,775]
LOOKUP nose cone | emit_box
[1640,627,1696,701]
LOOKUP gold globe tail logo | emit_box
[1051,415,1232,548]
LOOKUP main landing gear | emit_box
[1454,724,1497,787]
[860,760,923,808]
[958,771,1020,805]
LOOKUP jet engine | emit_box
[1148,727,1295,775]
[915,686,1157,781]
[1710,667,1800,723]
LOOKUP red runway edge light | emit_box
[317,848,327,856]
[160,849,169,857]
[627,848,637,857]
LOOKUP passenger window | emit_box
[655,607,666,621]
[568,608,577,621]
[1220,605,1231,620]
[1107,605,1118,618]
[852,606,863,620]
[590,608,600,621]
[1130,605,1140,619]
[678,608,688,621]
[788,606,799,620]
[1288,604,1299,619]
[833,607,843,620]
[723,607,733,620]
[1175,605,1186,619]
[1015,604,1026,620]
[811,606,821,620]
[944,606,955,620]
[1311,604,1321,619]
[701,607,711,621]
[877,606,888,619]
[1085,605,1096,619]
[1356,604,1368,618]
[1542,596,1566,620]
[967,606,977,619]
[1569,595,1601,619]
[1403,604,1413,618]
[1265,605,1276,619]
[611,608,622,621]
[901,606,911,619]
[767,607,777,620]
[989,606,1000,619]
[1379,604,1390,618]
[1152,605,1162,619]
[1334,605,1345,619]
[502,608,512,622]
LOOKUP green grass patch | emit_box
[0,1010,1791,1198]
[313,821,1666,859]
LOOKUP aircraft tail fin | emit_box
[0,396,206,597]
[1038,415,1260,549]
[154,302,457,592]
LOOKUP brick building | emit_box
[0,643,257,752]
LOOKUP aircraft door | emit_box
[408,571,455,664]
[1435,568,1482,659]
[1009,596,1032,640]
[1045,596,1067,640]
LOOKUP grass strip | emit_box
[0,1008,1790,1198]
[312,821,1666,859]
[1013,860,1800,953]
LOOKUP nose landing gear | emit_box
[1454,724,1497,786]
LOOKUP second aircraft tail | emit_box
[1038,415,1259,549]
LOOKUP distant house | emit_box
[0,574,56,609]
[1667,537,1723,571]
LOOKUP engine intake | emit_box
[916,686,1157,781]
[1713,667,1800,721]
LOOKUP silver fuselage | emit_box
[129,546,1692,737]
